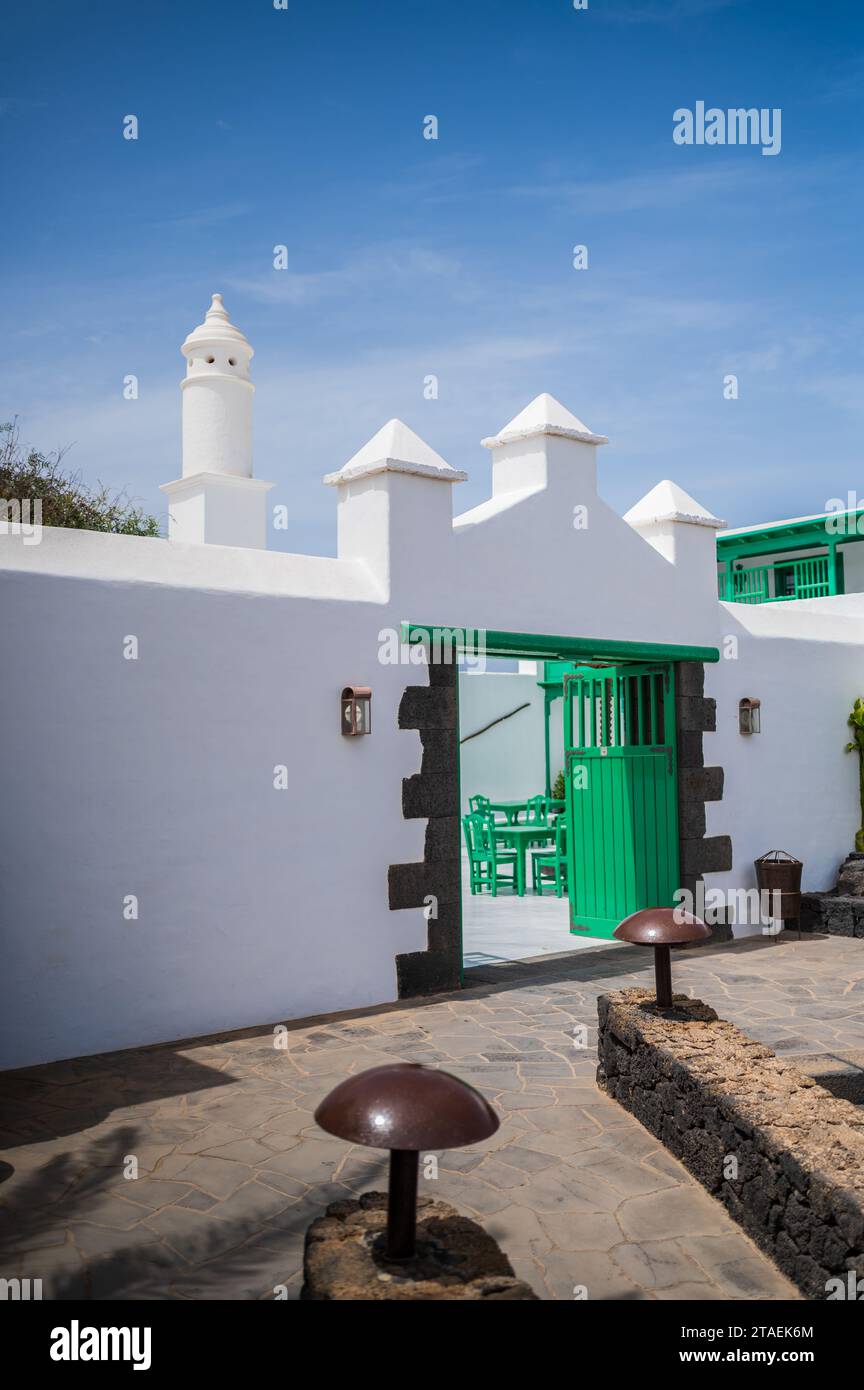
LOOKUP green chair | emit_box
[463,813,518,895]
[532,817,568,897]
[469,794,508,841]
[524,794,549,847]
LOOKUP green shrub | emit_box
[0,420,160,536]
[845,698,864,852]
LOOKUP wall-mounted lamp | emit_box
[739,696,761,735]
[341,686,372,736]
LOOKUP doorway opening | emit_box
[460,652,682,965]
[391,624,723,989]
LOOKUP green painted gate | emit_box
[563,663,679,938]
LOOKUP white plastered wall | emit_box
[3,417,864,1065]
[458,673,564,812]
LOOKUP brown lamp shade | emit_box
[315,1062,499,1151]
[614,907,710,947]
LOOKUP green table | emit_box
[499,824,555,896]
[486,799,529,825]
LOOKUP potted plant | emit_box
[845,697,864,852]
[552,770,565,801]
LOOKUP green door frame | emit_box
[392,624,727,997]
[401,622,720,667]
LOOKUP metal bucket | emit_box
[754,849,803,923]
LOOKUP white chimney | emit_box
[324,418,466,597]
[624,479,725,599]
[161,294,273,548]
[481,393,608,500]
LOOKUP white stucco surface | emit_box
[3,387,864,1067]
[458,672,564,812]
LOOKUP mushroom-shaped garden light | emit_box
[614,907,710,1008]
[315,1063,499,1260]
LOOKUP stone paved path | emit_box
[2,933,861,1301]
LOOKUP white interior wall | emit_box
[840,541,864,592]
[458,673,564,812]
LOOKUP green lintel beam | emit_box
[401,623,720,665]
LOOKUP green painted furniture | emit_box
[486,799,529,825]
[462,813,518,895]
[524,794,548,846]
[532,817,568,897]
[469,794,510,843]
[499,823,554,896]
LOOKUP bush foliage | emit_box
[0,421,161,536]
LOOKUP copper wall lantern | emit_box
[739,696,761,735]
[341,685,371,736]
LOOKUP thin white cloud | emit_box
[507,164,789,215]
[602,0,740,24]
[152,203,252,232]
[229,244,463,306]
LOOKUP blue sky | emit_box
[2,0,863,554]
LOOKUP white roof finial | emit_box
[323,418,467,486]
[482,393,608,449]
[182,293,253,355]
[624,480,725,530]
[205,292,230,323]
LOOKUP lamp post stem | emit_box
[654,944,673,1008]
[386,1149,419,1260]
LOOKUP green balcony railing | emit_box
[721,554,833,604]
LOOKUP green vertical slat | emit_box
[636,673,644,746]
[583,756,588,917]
[580,748,592,921]
[619,757,632,913]
[598,752,607,918]
[634,751,648,910]
[597,747,607,922]
[646,755,660,905]
[623,677,631,747]
[609,757,620,917]
[652,675,661,750]
[578,755,590,919]
[608,756,616,917]
[572,758,582,922]
[664,663,680,900]
[610,756,621,912]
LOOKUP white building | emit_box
[2,295,863,1069]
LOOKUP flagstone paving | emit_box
[1,932,861,1301]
